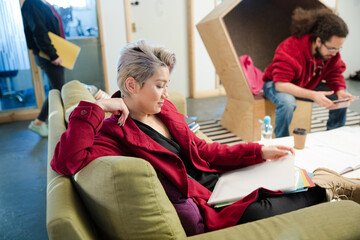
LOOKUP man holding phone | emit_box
[263,7,356,137]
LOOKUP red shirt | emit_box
[51,96,282,231]
[263,34,346,92]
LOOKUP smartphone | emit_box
[329,98,353,110]
[333,98,352,103]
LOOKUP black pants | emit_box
[34,55,65,122]
[238,187,326,224]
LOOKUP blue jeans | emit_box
[263,81,347,137]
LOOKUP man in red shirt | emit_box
[263,7,355,137]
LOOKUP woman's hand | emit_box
[96,98,129,126]
[261,145,294,161]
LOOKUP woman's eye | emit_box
[156,85,163,89]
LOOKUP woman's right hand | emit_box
[261,145,294,161]
[95,98,129,126]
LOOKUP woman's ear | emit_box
[125,77,138,94]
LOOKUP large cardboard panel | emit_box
[197,0,321,140]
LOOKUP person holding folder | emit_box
[22,0,65,137]
[51,40,360,236]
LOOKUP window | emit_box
[47,0,99,38]
[46,0,88,8]
[0,0,36,111]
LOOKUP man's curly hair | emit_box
[290,7,348,42]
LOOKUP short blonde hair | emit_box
[117,40,176,97]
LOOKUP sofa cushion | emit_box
[188,201,360,239]
[72,156,187,239]
[61,80,115,122]
[61,80,97,122]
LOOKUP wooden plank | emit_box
[266,98,313,137]
[192,86,226,98]
[0,108,39,123]
[290,100,313,134]
[187,0,196,98]
[96,0,109,93]
[221,97,264,142]
[253,97,266,141]
[197,0,241,23]
[123,0,132,43]
[197,15,253,101]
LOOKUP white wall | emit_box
[99,0,127,95]
[129,0,189,97]
[337,1,360,78]
[194,0,217,93]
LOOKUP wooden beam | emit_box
[96,0,109,93]
[187,0,196,98]
[123,0,132,43]
[0,109,40,124]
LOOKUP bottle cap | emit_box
[264,116,271,125]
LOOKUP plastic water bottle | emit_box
[259,116,273,144]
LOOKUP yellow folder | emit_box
[39,32,81,70]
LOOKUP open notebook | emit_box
[295,127,360,174]
[295,127,360,175]
[208,154,296,206]
[262,127,360,175]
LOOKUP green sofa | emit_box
[47,80,360,239]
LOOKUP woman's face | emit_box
[136,66,170,114]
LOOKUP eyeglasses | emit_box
[322,42,342,53]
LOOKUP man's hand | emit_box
[96,98,129,126]
[337,89,354,101]
[311,91,335,108]
[261,145,294,161]
[51,57,62,66]
[312,90,356,109]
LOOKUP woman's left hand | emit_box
[95,98,129,126]
[261,145,295,161]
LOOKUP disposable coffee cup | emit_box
[293,128,307,149]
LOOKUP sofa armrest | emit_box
[188,201,360,239]
[47,176,99,240]
[72,156,187,239]
[47,89,98,240]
